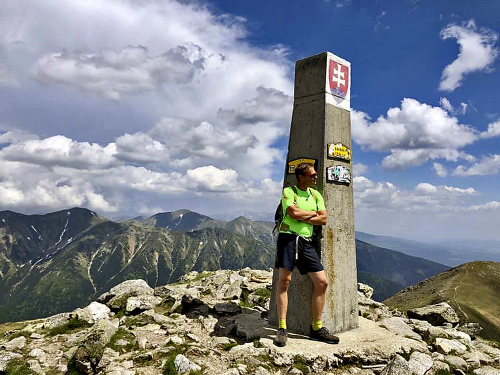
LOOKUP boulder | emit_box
[358,283,374,299]
[407,302,460,326]
[379,317,422,341]
[0,351,23,371]
[125,295,162,314]
[174,354,201,373]
[73,318,119,374]
[2,336,26,351]
[435,338,468,355]
[72,301,111,323]
[180,295,210,318]
[408,351,433,375]
[234,312,266,341]
[473,366,500,375]
[380,354,412,375]
[426,361,450,375]
[444,355,468,371]
[214,302,242,315]
[99,279,154,310]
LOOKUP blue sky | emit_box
[0,0,499,242]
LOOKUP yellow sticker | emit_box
[287,158,316,173]
[327,142,351,161]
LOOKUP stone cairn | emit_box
[0,269,499,375]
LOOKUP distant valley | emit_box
[1,207,492,325]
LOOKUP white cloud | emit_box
[352,98,477,170]
[432,162,448,177]
[353,163,368,176]
[0,135,119,169]
[479,121,500,139]
[185,165,239,192]
[453,154,500,176]
[439,97,468,115]
[31,45,206,100]
[355,176,481,214]
[115,133,168,164]
[439,20,499,92]
[467,201,500,211]
[217,86,293,127]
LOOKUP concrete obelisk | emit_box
[269,52,358,334]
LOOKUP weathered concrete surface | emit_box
[260,317,428,364]
[269,51,358,335]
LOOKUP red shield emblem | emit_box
[329,60,349,99]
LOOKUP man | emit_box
[273,162,339,347]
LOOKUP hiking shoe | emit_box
[309,326,339,344]
[273,328,287,347]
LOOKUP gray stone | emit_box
[3,335,26,351]
[72,301,111,323]
[26,359,43,374]
[463,351,482,368]
[174,354,201,373]
[473,366,500,375]
[407,302,460,326]
[436,338,468,355]
[379,317,422,341]
[73,318,118,373]
[444,328,472,344]
[358,283,374,299]
[101,279,154,310]
[444,355,468,371]
[126,295,162,313]
[426,361,450,375]
[29,348,46,359]
[30,333,44,340]
[0,351,23,371]
[380,354,411,375]
[408,351,433,375]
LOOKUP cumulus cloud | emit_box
[352,98,477,170]
[439,20,499,92]
[353,163,368,176]
[184,165,239,192]
[115,133,168,164]
[453,154,500,176]
[432,162,448,177]
[0,135,119,169]
[354,176,481,213]
[31,45,205,100]
[217,86,293,126]
[479,121,500,139]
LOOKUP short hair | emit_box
[294,163,314,179]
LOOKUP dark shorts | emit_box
[275,232,324,275]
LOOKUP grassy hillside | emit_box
[384,261,500,340]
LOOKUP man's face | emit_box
[303,167,318,186]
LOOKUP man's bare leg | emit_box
[277,268,293,320]
[308,270,328,321]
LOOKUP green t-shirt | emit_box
[280,186,326,238]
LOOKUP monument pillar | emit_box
[269,52,358,334]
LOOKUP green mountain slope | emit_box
[356,240,450,287]
[384,261,500,340]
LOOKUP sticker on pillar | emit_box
[288,158,316,174]
[327,143,351,161]
[326,166,351,184]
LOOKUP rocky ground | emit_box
[0,268,499,375]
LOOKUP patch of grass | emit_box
[4,330,31,340]
[66,355,86,375]
[162,344,191,375]
[223,342,238,351]
[253,339,265,348]
[434,370,453,375]
[293,355,309,374]
[134,352,154,366]
[47,318,91,337]
[239,290,251,308]
[107,328,139,353]
[44,368,61,375]
[398,348,415,361]
[4,358,35,375]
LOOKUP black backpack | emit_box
[272,186,318,235]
